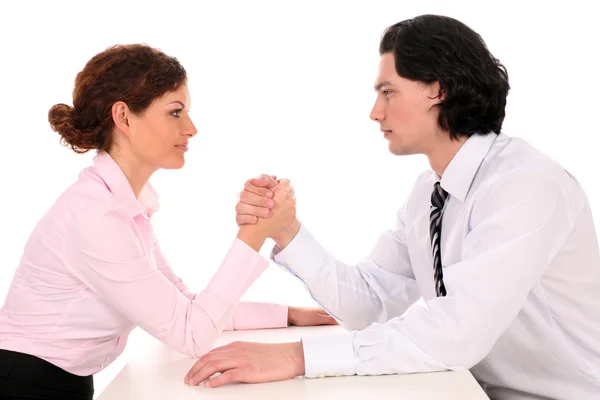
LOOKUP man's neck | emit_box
[426,134,467,177]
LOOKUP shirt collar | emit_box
[93,151,160,219]
[437,132,499,203]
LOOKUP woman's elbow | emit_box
[172,325,220,358]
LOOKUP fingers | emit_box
[314,309,337,325]
[235,203,271,218]
[244,180,274,199]
[184,356,208,383]
[205,369,242,388]
[236,185,276,226]
[249,174,279,189]
[276,178,291,188]
[236,214,258,226]
[187,361,220,386]
[184,343,241,384]
[272,179,292,200]
[239,190,274,208]
[186,356,236,386]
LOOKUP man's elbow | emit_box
[338,312,389,331]
[333,303,400,331]
[441,339,492,371]
[339,318,370,331]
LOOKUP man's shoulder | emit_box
[481,135,569,184]
[472,135,588,212]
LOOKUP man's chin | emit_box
[388,143,413,156]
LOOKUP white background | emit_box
[0,1,597,397]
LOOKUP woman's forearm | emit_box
[236,225,268,252]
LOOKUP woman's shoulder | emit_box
[54,166,131,229]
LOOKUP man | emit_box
[185,14,600,400]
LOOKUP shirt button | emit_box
[285,259,292,265]
[335,372,341,377]
[318,374,325,378]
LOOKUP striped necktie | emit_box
[430,182,449,297]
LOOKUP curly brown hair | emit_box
[48,44,187,154]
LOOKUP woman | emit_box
[0,44,334,400]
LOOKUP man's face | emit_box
[370,53,442,156]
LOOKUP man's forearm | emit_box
[271,224,421,331]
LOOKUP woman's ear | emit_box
[112,101,132,137]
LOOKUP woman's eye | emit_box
[171,109,182,118]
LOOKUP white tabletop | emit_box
[97,325,489,400]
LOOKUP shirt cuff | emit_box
[232,302,288,330]
[271,224,330,283]
[301,331,357,378]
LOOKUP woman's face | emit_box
[126,83,197,170]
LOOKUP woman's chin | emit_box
[161,154,186,170]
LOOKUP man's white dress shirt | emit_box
[272,132,600,400]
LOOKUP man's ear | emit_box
[422,81,445,107]
[431,81,445,102]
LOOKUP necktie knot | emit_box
[431,182,449,210]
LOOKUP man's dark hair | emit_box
[380,14,510,139]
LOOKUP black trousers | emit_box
[0,349,93,400]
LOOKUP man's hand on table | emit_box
[184,341,305,387]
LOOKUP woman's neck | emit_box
[107,148,156,198]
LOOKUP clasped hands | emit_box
[183,174,336,388]
[236,174,335,327]
[235,174,300,246]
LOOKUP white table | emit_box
[97,326,489,399]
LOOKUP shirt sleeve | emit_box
[63,211,270,357]
[299,170,582,378]
[151,229,196,300]
[270,198,421,331]
[229,302,289,330]
[150,228,288,330]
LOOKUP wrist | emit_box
[237,225,267,252]
[273,219,301,250]
[291,341,306,377]
[287,306,296,326]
